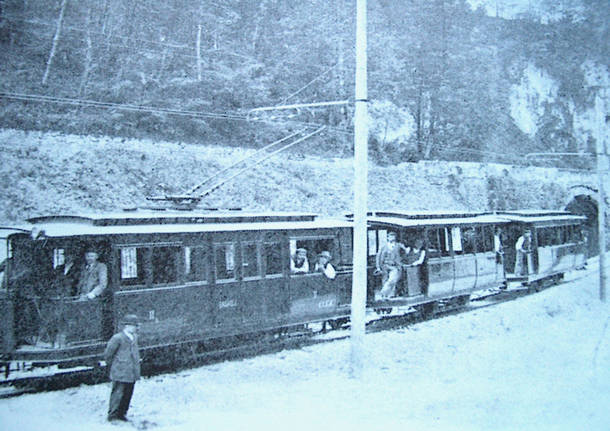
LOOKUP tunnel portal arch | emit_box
[565,189,599,257]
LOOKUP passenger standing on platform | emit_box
[314,251,336,279]
[48,253,80,347]
[77,248,107,300]
[290,248,310,274]
[375,231,408,300]
[404,239,426,268]
[494,227,504,263]
[514,230,532,276]
[105,314,141,422]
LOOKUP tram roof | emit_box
[27,210,319,226]
[365,213,508,228]
[496,210,586,224]
[14,210,351,237]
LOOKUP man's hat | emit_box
[296,248,307,254]
[318,251,332,259]
[121,314,139,326]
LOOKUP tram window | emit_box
[185,246,207,283]
[152,246,180,285]
[215,243,235,281]
[290,237,335,268]
[368,230,378,256]
[537,229,545,247]
[53,248,65,269]
[242,242,260,279]
[475,227,493,252]
[451,227,463,254]
[559,226,568,244]
[426,230,440,258]
[264,242,283,276]
[120,247,146,286]
[461,227,476,254]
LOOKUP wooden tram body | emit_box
[364,211,509,308]
[0,208,587,370]
[1,211,353,365]
[500,210,587,285]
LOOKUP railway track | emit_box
[0,267,593,399]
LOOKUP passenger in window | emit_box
[375,231,408,300]
[314,250,336,279]
[514,230,532,276]
[78,248,108,300]
[290,248,310,274]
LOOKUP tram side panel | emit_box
[425,228,454,297]
[0,289,15,357]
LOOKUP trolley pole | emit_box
[350,0,368,377]
[596,93,607,302]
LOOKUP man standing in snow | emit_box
[104,314,141,422]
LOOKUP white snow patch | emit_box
[1,258,609,431]
[466,0,585,23]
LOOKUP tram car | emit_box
[0,210,354,367]
[498,210,587,286]
[362,210,587,309]
[362,211,510,311]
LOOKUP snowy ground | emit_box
[1,260,609,431]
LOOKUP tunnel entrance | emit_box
[565,194,598,257]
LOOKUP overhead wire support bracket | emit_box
[247,100,350,120]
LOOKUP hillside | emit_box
[0,129,594,225]
[1,0,608,167]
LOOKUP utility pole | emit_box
[596,93,607,302]
[350,0,368,377]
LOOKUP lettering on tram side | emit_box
[317,298,336,309]
[218,299,237,309]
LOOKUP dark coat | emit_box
[53,263,80,297]
[104,331,141,383]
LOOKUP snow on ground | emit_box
[1,261,609,431]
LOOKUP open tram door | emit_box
[5,231,113,352]
[503,224,538,279]
[366,224,427,300]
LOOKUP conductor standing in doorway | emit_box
[104,314,141,422]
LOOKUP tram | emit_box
[0,208,587,371]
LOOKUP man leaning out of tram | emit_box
[77,247,108,300]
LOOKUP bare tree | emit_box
[42,0,68,86]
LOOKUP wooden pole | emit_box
[350,0,368,378]
[596,93,607,302]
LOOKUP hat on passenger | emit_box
[296,248,307,255]
[318,251,332,260]
[121,314,139,326]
